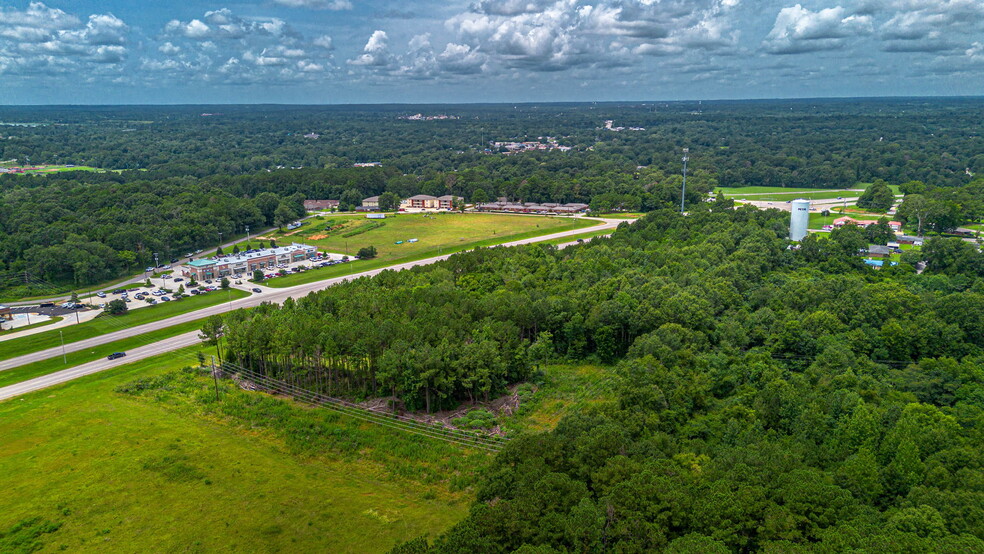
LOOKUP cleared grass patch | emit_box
[504,364,616,434]
[0,349,481,553]
[0,289,249,362]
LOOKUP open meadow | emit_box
[241,213,599,287]
[0,350,486,553]
[0,339,611,553]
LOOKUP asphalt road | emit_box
[0,217,625,400]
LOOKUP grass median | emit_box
[0,319,206,388]
[0,317,62,336]
[0,289,249,362]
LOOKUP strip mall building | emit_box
[182,243,318,280]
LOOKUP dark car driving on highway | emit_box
[107,352,126,360]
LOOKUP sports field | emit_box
[239,213,599,287]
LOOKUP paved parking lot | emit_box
[7,305,89,317]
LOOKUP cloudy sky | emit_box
[1,0,982,104]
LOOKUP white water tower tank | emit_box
[790,199,810,241]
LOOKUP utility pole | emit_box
[60,330,67,364]
[245,225,250,248]
[153,252,160,290]
[210,356,220,402]
[680,148,690,214]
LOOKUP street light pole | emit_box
[60,330,67,364]
[680,148,690,214]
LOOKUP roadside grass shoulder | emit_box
[0,349,480,553]
[716,185,834,195]
[0,320,203,388]
[537,228,616,247]
[0,289,249,362]
[730,190,859,202]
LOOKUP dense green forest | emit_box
[212,204,984,551]
[2,99,983,293]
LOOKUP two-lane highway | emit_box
[0,217,626,400]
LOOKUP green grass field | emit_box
[0,350,478,553]
[0,319,206,389]
[258,214,600,288]
[716,185,840,196]
[0,164,107,174]
[730,190,859,202]
[0,289,249,362]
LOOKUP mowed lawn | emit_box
[0,350,474,553]
[254,213,599,287]
[271,212,592,261]
[715,185,835,196]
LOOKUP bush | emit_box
[452,409,497,430]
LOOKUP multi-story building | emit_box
[182,243,319,281]
[359,196,381,211]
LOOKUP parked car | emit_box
[205,280,213,284]
[39,302,54,308]
[96,292,106,298]
[107,352,126,360]
[190,290,200,295]
[161,296,171,302]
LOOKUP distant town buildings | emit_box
[182,243,318,280]
[303,133,320,139]
[353,162,382,167]
[398,114,460,121]
[490,138,572,154]
[603,120,646,132]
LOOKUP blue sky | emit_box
[1,0,982,104]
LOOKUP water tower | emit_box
[790,199,810,241]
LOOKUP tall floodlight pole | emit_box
[680,148,690,214]
[245,225,250,247]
